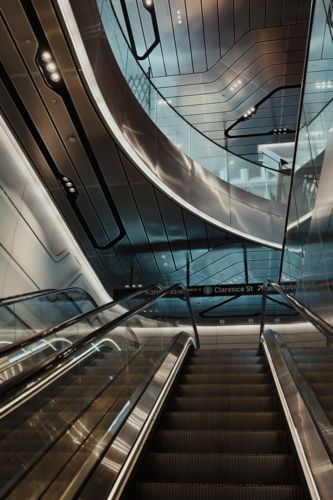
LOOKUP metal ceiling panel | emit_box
[183,211,209,260]
[281,0,298,25]
[266,0,283,28]
[185,0,207,73]
[154,0,179,74]
[168,0,193,73]
[250,0,266,30]
[202,0,220,69]
[234,0,250,42]
[155,190,191,270]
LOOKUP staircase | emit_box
[124,348,305,500]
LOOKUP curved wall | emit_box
[0,116,109,304]
[57,0,287,248]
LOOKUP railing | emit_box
[260,279,333,342]
[0,287,99,357]
[97,0,290,203]
[0,282,199,400]
[260,278,333,480]
[0,283,198,499]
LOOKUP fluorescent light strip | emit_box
[56,0,282,251]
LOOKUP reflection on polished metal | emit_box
[272,331,333,458]
[262,330,333,500]
[55,0,286,248]
[260,280,333,342]
[79,332,194,500]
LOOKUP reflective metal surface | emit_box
[262,330,333,500]
[79,331,194,500]
[110,0,310,161]
[56,0,287,247]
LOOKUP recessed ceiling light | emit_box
[50,72,61,82]
[238,80,242,84]
[231,87,234,91]
[161,255,166,258]
[41,52,52,62]
[177,14,181,19]
[125,285,130,288]
[69,188,76,193]
[243,114,247,118]
[138,284,143,287]
[163,263,168,266]
[251,107,255,112]
[66,182,73,187]
[46,62,57,72]
[178,20,182,24]
[63,177,69,181]
[234,84,238,88]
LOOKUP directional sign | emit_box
[113,282,296,300]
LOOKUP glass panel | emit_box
[0,285,196,499]
[97,0,289,203]
[0,286,164,384]
[0,288,96,352]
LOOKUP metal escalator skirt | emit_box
[79,331,194,500]
[261,330,333,500]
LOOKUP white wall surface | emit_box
[0,116,110,305]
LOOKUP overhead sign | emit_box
[186,282,296,297]
[113,282,296,300]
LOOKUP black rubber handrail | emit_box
[0,284,163,359]
[0,289,56,306]
[0,287,97,308]
[260,279,333,343]
[0,283,199,404]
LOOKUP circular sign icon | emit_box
[204,286,213,295]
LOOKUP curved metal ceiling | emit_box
[0,0,286,296]
[112,0,311,158]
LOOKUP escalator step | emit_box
[187,357,265,366]
[138,453,299,485]
[292,355,333,364]
[189,349,263,357]
[291,348,333,356]
[303,373,333,384]
[127,483,304,500]
[297,363,333,373]
[159,412,284,431]
[307,383,333,396]
[166,397,278,412]
[173,384,273,397]
[149,430,289,454]
[178,373,271,385]
[182,364,269,374]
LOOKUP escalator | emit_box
[0,281,333,499]
[123,348,305,500]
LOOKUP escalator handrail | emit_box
[0,289,56,305]
[260,279,333,342]
[0,284,164,359]
[0,286,97,308]
[0,283,199,405]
